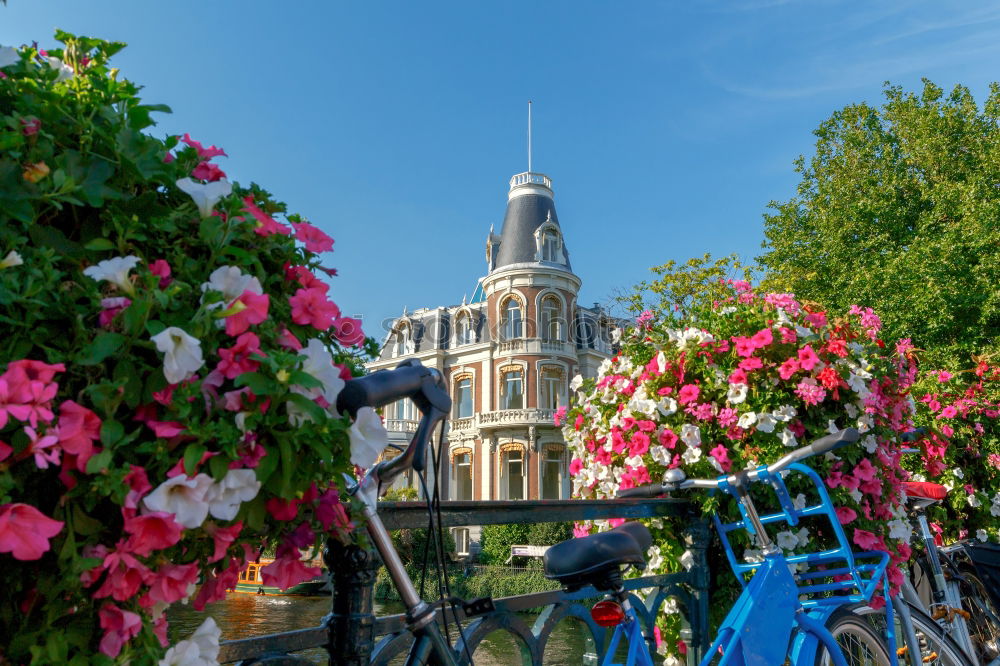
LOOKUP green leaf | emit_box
[83,238,115,251]
[28,225,84,259]
[100,419,124,446]
[76,332,125,366]
[288,370,323,390]
[279,438,294,496]
[244,496,266,531]
[85,449,112,475]
[71,504,103,536]
[287,392,327,423]
[208,453,230,481]
[183,442,207,476]
[255,442,279,484]
[234,372,277,396]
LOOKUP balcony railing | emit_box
[509,171,552,189]
[496,338,574,356]
[384,419,419,433]
[448,409,557,433]
[216,499,710,665]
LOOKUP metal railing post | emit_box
[683,519,712,665]
[326,533,381,665]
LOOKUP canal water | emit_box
[167,594,610,664]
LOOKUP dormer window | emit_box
[541,230,560,262]
[533,218,565,265]
[394,325,414,357]
[456,313,473,345]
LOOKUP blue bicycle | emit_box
[546,428,905,666]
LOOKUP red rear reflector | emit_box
[591,600,626,627]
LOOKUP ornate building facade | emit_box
[367,170,616,554]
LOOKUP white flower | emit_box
[176,177,233,218]
[727,383,748,404]
[793,493,807,511]
[743,548,764,564]
[650,445,672,466]
[201,265,263,303]
[978,529,989,543]
[47,56,74,81]
[968,493,982,508]
[681,446,702,465]
[143,474,214,529]
[611,328,622,344]
[856,414,873,433]
[772,405,797,422]
[0,46,19,69]
[953,467,964,480]
[844,402,859,418]
[718,306,737,315]
[349,406,390,468]
[629,397,657,417]
[861,435,878,454]
[756,413,777,433]
[778,428,798,448]
[737,412,757,429]
[679,549,695,570]
[160,616,221,666]
[569,374,583,391]
[83,255,141,292]
[0,250,22,269]
[656,397,678,416]
[207,469,261,521]
[680,424,701,448]
[776,531,799,550]
[888,519,912,542]
[849,488,863,503]
[794,325,814,339]
[655,351,667,373]
[295,338,346,409]
[151,327,205,384]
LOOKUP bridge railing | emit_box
[217,499,711,665]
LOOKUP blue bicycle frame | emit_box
[602,599,656,666]
[703,462,898,665]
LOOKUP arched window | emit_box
[451,448,473,501]
[456,313,473,345]
[541,296,562,341]
[500,444,526,500]
[539,366,565,410]
[394,325,413,357]
[500,368,523,410]
[454,376,473,418]
[541,230,561,262]
[541,445,565,500]
[501,298,522,340]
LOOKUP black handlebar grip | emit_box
[803,428,860,457]
[617,484,665,499]
[335,359,430,418]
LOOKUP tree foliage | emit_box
[617,253,754,319]
[758,80,1000,365]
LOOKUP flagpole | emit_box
[527,100,532,174]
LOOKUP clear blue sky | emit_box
[4,1,999,341]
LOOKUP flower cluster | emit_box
[560,282,916,664]
[0,33,386,662]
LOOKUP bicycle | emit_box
[550,427,901,666]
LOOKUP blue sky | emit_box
[4,1,999,341]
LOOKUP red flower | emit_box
[146,562,200,604]
[123,512,183,556]
[0,503,64,560]
[816,366,842,389]
[181,132,227,160]
[217,332,265,379]
[57,400,101,471]
[332,316,365,347]
[98,604,142,658]
[192,161,226,182]
[225,291,270,336]
[261,555,322,590]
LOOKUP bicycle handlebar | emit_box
[616,428,861,498]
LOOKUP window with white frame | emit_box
[541,446,564,500]
[452,450,473,501]
[541,230,561,262]
[394,399,415,421]
[456,314,473,345]
[453,528,470,554]
[501,298,522,340]
[500,369,523,410]
[500,446,525,500]
[394,326,413,357]
[454,377,473,418]
[541,296,562,341]
[539,367,565,410]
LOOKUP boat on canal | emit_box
[231,558,331,596]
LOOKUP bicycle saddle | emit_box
[543,522,652,590]
[902,481,948,501]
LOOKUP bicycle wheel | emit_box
[959,568,1000,663]
[814,608,892,666]
[852,601,972,666]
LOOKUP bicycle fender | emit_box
[787,606,838,664]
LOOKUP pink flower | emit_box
[57,400,101,471]
[289,287,340,330]
[25,426,59,469]
[717,408,738,427]
[835,507,857,525]
[98,604,142,658]
[266,497,300,521]
[795,378,826,406]
[204,521,243,563]
[677,384,700,405]
[123,512,183,556]
[739,356,763,372]
[778,357,800,380]
[750,328,773,348]
[728,368,748,385]
[146,419,186,438]
[192,161,226,182]
[93,549,150,601]
[242,196,292,236]
[939,405,958,419]
[733,336,756,358]
[332,316,365,347]
[217,332,265,379]
[123,465,152,512]
[709,444,732,472]
[224,290,270,336]
[629,432,650,457]
[569,457,584,476]
[98,297,131,327]
[278,326,303,351]
[193,556,243,610]
[181,133,227,160]
[658,428,678,449]
[764,293,801,314]
[149,259,172,288]
[147,562,200,604]
[261,555,322,590]
[20,117,41,136]
[797,345,820,371]
[316,489,352,533]
[803,311,827,329]
[553,406,568,426]
[573,523,590,538]
[291,221,334,253]
[0,503,64,560]
[778,327,797,344]
[284,264,328,291]
[852,529,882,551]
[852,458,877,483]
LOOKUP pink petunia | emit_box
[332,316,365,347]
[191,161,226,182]
[803,311,827,329]
[266,497,300,522]
[98,297,131,328]
[242,196,292,237]
[224,291,270,336]
[277,326,303,351]
[193,556,244,610]
[778,357,800,381]
[181,133,227,160]
[315,488,353,533]
[852,529,883,552]
[794,378,826,406]
[569,457,584,476]
[733,336,756,358]
[25,426,59,469]
[717,408,738,427]
[98,604,143,658]
[57,400,101,470]
[835,506,857,525]
[739,356,763,372]
[217,332,265,380]
[937,370,953,383]
[750,328,773,348]
[939,405,958,419]
[797,345,820,371]
[778,327,797,344]
[291,221,334,254]
[261,555,322,590]
[146,562,200,604]
[709,444,732,472]
[677,384,700,405]
[284,263,328,291]
[629,432,650,457]
[658,428,678,449]
[148,259,172,288]
[289,287,340,330]
[123,512,183,557]
[0,503,64,560]
[204,521,243,563]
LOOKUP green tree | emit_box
[380,487,455,565]
[618,253,754,319]
[758,80,1000,366]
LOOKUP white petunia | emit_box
[680,424,701,448]
[795,325,814,339]
[628,397,657,417]
[83,255,141,293]
[718,306,737,315]
[569,374,584,391]
[861,435,878,454]
[888,519,912,542]
[968,493,982,508]
[953,468,964,480]
[201,265,263,303]
[176,177,233,218]
[0,250,23,269]
[743,548,764,564]
[657,397,678,416]
[151,327,205,384]
[656,351,667,373]
[47,56,74,81]
[650,445,672,466]
[772,405,797,422]
[737,411,757,429]
[727,383,748,404]
[844,402,859,418]
[849,488,863,503]
[159,616,221,666]
[778,428,798,448]
[792,493,807,511]
[776,531,799,550]
[610,328,622,344]
[756,413,777,433]
[681,446,702,465]
[291,338,346,412]
[349,406,390,469]
[207,469,261,521]
[0,46,20,69]
[143,474,214,529]
[978,529,989,543]
[679,549,695,570]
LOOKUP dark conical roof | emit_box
[492,173,572,272]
